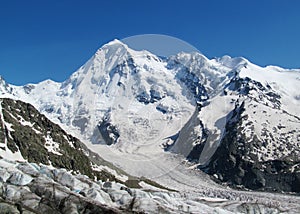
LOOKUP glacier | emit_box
[0,39,300,212]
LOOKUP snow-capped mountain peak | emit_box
[215,55,249,69]
[1,39,300,195]
[0,76,10,94]
[5,40,191,153]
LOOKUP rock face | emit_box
[203,76,300,193]
[0,98,216,213]
[207,103,300,192]
[0,40,299,196]
[170,61,300,193]
[1,98,299,213]
[0,98,127,183]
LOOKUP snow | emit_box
[44,135,62,156]
[91,163,128,182]
[53,168,90,191]
[5,157,277,213]
[240,99,300,162]
[18,116,34,127]
[3,120,14,132]
[63,135,75,148]
[139,181,169,192]
[0,150,25,168]
[0,159,32,186]
[0,101,25,162]
[7,171,33,186]
[239,63,300,117]
[215,55,248,69]
[198,95,236,165]
[0,39,300,213]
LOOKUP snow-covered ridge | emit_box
[1,98,298,213]
[0,39,299,148]
[0,39,300,195]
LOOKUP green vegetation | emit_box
[0,98,174,192]
[0,98,121,182]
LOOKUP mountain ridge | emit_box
[0,39,300,195]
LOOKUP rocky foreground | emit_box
[1,158,300,213]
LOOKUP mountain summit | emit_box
[1,40,300,194]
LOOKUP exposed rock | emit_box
[205,100,300,193]
[0,98,126,183]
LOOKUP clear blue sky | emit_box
[0,0,300,85]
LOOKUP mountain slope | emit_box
[0,40,300,195]
[3,98,296,214]
[0,98,130,183]
[204,74,300,192]
[172,58,300,192]
[0,98,232,213]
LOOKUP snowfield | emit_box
[0,39,300,213]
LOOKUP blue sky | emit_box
[0,0,300,85]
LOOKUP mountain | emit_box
[2,98,296,213]
[204,73,300,192]
[0,40,236,156]
[172,58,300,192]
[0,97,135,180]
[0,97,227,213]
[0,39,300,212]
